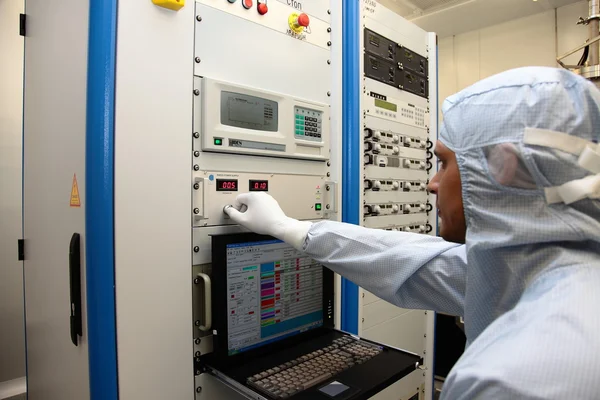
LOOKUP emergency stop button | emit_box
[288,12,310,33]
[242,0,252,9]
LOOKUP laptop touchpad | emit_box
[318,381,359,398]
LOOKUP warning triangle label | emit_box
[70,174,81,207]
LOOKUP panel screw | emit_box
[194,151,200,157]
[327,27,331,33]
[195,351,201,357]
[195,320,200,326]
[327,9,331,14]
[195,357,201,363]
[194,208,200,214]
[327,161,331,166]
[194,246,200,253]
[327,60,331,65]
[195,338,201,345]
[193,132,200,138]
[326,185,330,191]
[327,91,331,96]
[327,172,331,177]
[194,278,200,284]
[195,370,201,376]
[327,41,332,46]
[195,57,201,63]
[194,164,200,171]
[326,204,330,209]
[196,15,202,21]
[196,387,202,392]
[193,89,200,96]
[194,183,200,190]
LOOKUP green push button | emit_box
[214,138,223,146]
[315,203,322,211]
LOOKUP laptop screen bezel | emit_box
[208,232,335,367]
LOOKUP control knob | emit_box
[403,226,411,232]
[419,182,427,191]
[392,135,400,144]
[392,146,400,155]
[419,203,427,212]
[404,204,412,214]
[392,204,400,213]
[372,180,382,190]
[392,181,400,190]
[372,205,382,215]
[403,159,411,168]
[419,225,426,233]
[373,131,384,141]
[372,143,382,153]
[419,161,427,170]
[404,182,412,192]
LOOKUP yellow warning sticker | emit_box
[70,174,81,207]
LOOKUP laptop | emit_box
[201,232,421,400]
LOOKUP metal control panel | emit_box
[192,0,339,395]
[192,171,335,227]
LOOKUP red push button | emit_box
[242,0,252,9]
[257,3,269,15]
[297,13,309,27]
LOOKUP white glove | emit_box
[223,192,312,251]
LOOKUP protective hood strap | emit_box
[524,128,600,204]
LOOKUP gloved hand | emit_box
[223,192,312,251]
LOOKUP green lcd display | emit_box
[374,98,398,112]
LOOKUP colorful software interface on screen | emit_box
[226,239,323,355]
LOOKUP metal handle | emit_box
[324,181,338,213]
[69,233,83,346]
[197,273,212,331]
[193,177,206,222]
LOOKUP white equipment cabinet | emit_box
[19,0,438,399]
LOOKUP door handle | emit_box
[69,233,82,346]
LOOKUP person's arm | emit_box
[304,220,466,316]
[224,193,466,316]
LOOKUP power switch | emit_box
[242,0,252,9]
[315,203,322,211]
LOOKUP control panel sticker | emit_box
[228,139,286,152]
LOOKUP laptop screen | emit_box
[225,239,324,355]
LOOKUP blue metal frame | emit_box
[341,0,360,334]
[85,1,119,398]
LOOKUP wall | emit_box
[438,1,590,110]
[0,0,26,387]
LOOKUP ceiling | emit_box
[377,0,585,38]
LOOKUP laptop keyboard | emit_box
[247,336,383,399]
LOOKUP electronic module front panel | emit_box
[355,2,438,400]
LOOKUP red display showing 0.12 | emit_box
[249,180,269,192]
[216,179,238,191]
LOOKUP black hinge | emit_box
[18,239,24,261]
[20,14,26,37]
